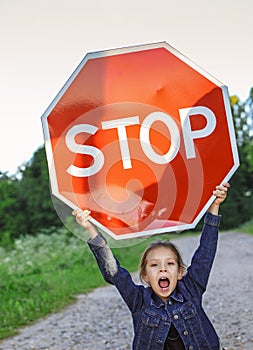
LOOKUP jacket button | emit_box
[189,346,193,350]
[173,314,179,320]
[183,330,188,336]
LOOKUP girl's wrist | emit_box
[87,224,99,239]
[208,202,220,216]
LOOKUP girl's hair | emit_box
[139,240,186,284]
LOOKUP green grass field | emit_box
[0,220,252,340]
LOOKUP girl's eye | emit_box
[168,261,175,265]
[150,263,158,267]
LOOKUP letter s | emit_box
[65,124,104,177]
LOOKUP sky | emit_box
[0,0,252,175]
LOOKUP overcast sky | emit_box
[0,0,252,175]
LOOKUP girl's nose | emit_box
[160,265,167,272]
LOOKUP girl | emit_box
[73,183,229,350]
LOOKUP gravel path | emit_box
[0,231,252,350]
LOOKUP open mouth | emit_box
[158,277,170,289]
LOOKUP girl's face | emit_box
[143,246,183,302]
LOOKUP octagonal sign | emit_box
[41,42,239,240]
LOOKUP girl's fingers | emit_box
[72,209,91,223]
[214,183,230,194]
[212,183,230,201]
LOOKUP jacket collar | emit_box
[149,287,184,308]
[170,288,184,302]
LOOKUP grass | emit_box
[0,226,106,339]
[0,219,252,340]
[238,218,253,234]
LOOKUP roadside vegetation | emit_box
[239,218,253,234]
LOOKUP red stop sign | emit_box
[41,42,239,239]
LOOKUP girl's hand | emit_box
[72,209,99,239]
[208,182,230,215]
[212,182,230,205]
[72,209,92,228]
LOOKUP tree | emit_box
[16,146,64,235]
[0,172,20,239]
[245,88,253,172]
[220,89,253,229]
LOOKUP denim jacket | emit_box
[88,212,222,350]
